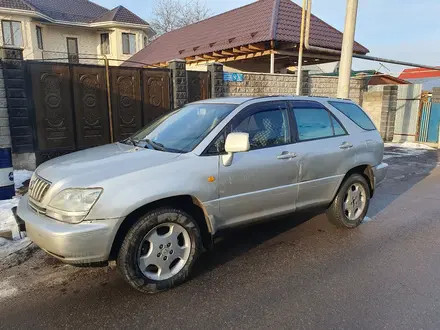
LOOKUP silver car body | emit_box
[17,96,388,264]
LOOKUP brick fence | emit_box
[223,71,368,106]
[0,47,399,169]
[224,71,309,97]
[308,76,367,105]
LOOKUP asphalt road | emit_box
[2,146,440,330]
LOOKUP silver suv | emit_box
[17,96,388,293]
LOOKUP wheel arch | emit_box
[344,164,375,197]
[109,195,213,260]
[331,164,375,204]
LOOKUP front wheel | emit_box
[117,208,201,293]
[326,174,370,228]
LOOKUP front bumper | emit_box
[16,195,124,264]
[373,162,388,188]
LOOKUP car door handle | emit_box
[277,152,297,160]
[339,142,353,150]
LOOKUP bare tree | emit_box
[151,0,210,36]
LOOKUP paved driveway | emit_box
[1,146,440,330]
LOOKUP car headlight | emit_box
[46,188,103,224]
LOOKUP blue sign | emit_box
[223,72,244,82]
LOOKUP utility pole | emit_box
[337,0,359,99]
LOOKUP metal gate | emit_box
[187,71,210,102]
[418,94,432,142]
[27,62,172,165]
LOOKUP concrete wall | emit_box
[308,76,368,105]
[224,72,308,97]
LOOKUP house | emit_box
[0,0,155,66]
[399,67,440,92]
[127,0,369,73]
[312,70,410,86]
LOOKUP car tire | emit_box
[326,173,370,229]
[117,207,201,293]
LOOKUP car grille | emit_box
[29,175,51,202]
[28,199,47,215]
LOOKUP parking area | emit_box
[1,145,440,329]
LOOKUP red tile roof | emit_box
[129,0,369,66]
[399,67,440,80]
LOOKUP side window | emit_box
[206,132,226,155]
[293,106,346,141]
[329,101,376,130]
[332,117,346,136]
[233,105,290,150]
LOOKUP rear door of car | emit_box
[288,100,356,210]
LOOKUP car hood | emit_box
[36,143,181,185]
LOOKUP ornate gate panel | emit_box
[72,66,110,149]
[110,67,142,141]
[142,69,171,124]
[29,63,76,164]
[187,71,210,102]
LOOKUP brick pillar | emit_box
[207,63,224,98]
[0,47,36,169]
[168,59,187,109]
[381,85,398,142]
[300,70,309,96]
[0,61,10,148]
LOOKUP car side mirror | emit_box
[222,132,250,167]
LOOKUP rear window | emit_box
[329,101,376,131]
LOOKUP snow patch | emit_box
[383,142,436,160]
[14,169,33,189]
[0,237,31,259]
[0,278,18,301]
[0,170,33,259]
[385,142,436,150]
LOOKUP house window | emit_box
[100,33,110,55]
[66,37,79,64]
[122,33,136,54]
[2,20,23,47]
[143,36,148,48]
[36,26,43,50]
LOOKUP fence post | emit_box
[0,47,36,170]
[381,85,398,142]
[168,59,187,109]
[207,63,224,98]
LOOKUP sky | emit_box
[92,0,440,74]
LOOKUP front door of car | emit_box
[216,101,300,228]
[288,101,356,209]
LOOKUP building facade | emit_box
[0,0,155,66]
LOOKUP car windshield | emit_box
[128,103,237,153]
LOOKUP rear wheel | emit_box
[327,174,370,228]
[117,207,201,293]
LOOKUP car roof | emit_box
[191,96,354,105]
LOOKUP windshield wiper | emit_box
[124,137,139,146]
[144,139,166,151]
